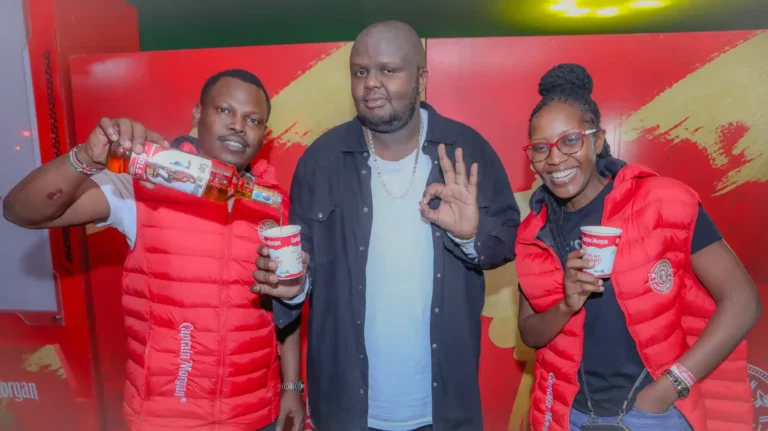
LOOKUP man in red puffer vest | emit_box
[3,69,305,430]
[516,164,753,431]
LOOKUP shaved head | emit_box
[350,21,428,134]
[353,20,426,68]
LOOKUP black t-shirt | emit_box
[564,181,723,416]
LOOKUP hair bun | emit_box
[538,63,594,98]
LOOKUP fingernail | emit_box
[599,280,603,286]
[270,276,278,283]
[599,286,605,292]
[122,140,131,148]
[109,131,118,140]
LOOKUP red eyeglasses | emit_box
[523,129,600,162]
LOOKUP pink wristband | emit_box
[670,363,696,387]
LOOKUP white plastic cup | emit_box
[261,225,304,280]
[580,226,623,278]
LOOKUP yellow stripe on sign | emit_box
[621,31,768,195]
[267,43,357,148]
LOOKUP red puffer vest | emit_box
[121,175,287,430]
[516,164,752,431]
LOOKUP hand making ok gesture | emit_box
[420,144,479,240]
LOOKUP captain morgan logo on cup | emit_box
[580,226,622,278]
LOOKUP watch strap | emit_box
[281,381,304,392]
[662,369,690,399]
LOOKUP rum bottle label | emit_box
[129,142,213,197]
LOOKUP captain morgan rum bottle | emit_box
[106,141,283,208]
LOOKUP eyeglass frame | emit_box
[522,129,602,162]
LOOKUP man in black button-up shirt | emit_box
[253,21,520,431]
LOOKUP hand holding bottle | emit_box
[79,117,168,168]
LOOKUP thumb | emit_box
[275,412,286,431]
[422,182,445,204]
[420,201,439,224]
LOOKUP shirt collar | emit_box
[342,101,458,152]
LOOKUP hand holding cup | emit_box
[251,225,309,299]
[562,249,604,313]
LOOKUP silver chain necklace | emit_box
[364,116,425,200]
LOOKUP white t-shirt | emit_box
[364,109,435,430]
[90,171,138,249]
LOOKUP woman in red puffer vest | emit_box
[515,64,759,431]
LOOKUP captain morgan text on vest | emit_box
[2,69,304,431]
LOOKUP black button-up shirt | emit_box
[274,102,520,431]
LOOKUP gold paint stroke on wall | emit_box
[621,31,768,196]
[267,42,358,147]
[23,345,67,379]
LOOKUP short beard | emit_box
[358,79,420,134]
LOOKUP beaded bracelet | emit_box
[68,145,103,176]
[670,362,697,387]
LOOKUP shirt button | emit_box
[317,213,323,218]
[435,232,441,237]
[358,285,363,290]
[360,388,365,394]
[363,207,369,213]
[361,169,367,175]
[436,273,441,278]
[432,344,437,350]
[433,382,438,388]
[364,152,369,157]
[359,354,364,359]
[359,246,365,251]
[434,308,439,313]
[434,160,438,165]
[477,241,481,247]
[480,256,485,261]
[357,320,361,324]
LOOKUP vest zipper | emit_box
[216,204,233,423]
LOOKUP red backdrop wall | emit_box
[6,29,766,430]
[0,0,138,429]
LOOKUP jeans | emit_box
[368,426,433,431]
[569,406,693,431]
[258,423,277,431]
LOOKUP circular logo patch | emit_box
[257,219,278,242]
[647,259,674,294]
[749,364,768,430]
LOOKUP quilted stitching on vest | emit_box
[516,164,752,431]
[121,179,285,430]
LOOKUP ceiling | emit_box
[129,0,768,50]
